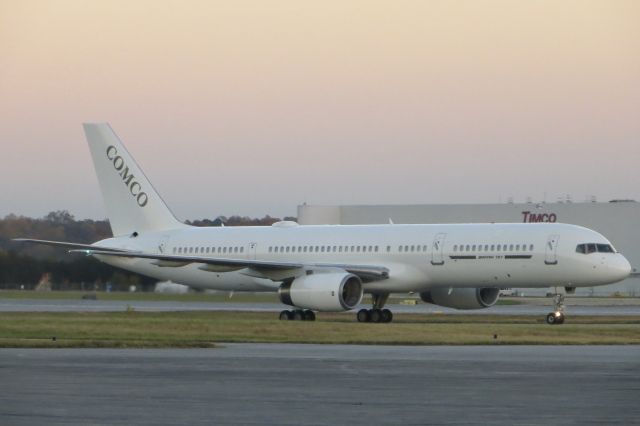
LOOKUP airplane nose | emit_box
[609,255,632,282]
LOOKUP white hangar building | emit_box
[298,200,640,296]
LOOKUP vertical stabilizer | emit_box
[83,123,187,236]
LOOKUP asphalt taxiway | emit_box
[2,298,640,315]
[1,345,639,425]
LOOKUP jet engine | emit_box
[419,287,500,310]
[279,272,363,312]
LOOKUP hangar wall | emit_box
[298,201,640,296]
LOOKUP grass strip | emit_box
[0,311,638,348]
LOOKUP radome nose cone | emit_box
[613,256,632,281]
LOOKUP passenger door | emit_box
[544,234,559,265]
[248,242,257,260]
[158,234,171,254]
[431,233,447,265]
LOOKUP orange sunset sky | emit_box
[1,0,639,220]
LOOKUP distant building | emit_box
[298,200,640,296]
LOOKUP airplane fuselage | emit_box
[95,222,630,293]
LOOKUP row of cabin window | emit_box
[269,245,382,254]
[269,245,432,254]
[269,245,427,253]
[174,246,244,255]
[453,243,534,252]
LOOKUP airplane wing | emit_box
[70,249,390,283]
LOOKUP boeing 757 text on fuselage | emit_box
[15,124,631,324]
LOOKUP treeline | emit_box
[187,215,296,227]
[0,211,296,290]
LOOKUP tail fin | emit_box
[83,123,187,236]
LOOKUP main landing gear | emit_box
[279,309,316,321]
[545,293,566,325]
[357,293,393,323]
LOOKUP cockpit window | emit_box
[576,243,616,254]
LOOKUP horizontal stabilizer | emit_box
[12,239,132,253]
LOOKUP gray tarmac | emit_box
[1,345,639,425]
[2,298,640,315]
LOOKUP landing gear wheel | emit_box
[545,292,567,325]
[370,309,382,323]
[357,309,371,323]
[279,310,293,321]
[303,310,316,321]
[546,312,565,325]
[381,309,393,323]
[293,310,305,321]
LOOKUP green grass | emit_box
[0,311,638,348]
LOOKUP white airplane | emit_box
[15,124,631,325]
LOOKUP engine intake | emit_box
[279,272,363,312]
[420,287,500,310]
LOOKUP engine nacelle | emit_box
[279,272,363,312]
[419,287,500,310]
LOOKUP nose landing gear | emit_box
[545,293,566,325]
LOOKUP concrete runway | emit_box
[1,345,639,425]
[2,298,640,315]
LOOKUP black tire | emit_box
[279,310,292,321]
[293,310,305,321]
[546,313,557,325]
[556,313,565,325]
[357,309,370,323]
[381,309,393,323]
[370,309,382,323]
[304,310,316,321]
